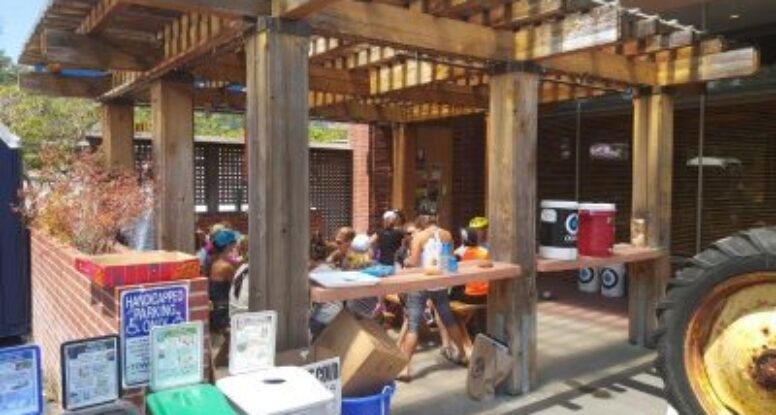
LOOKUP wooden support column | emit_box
[629,89,674,346]
[391,123,410,212]
[245,18,310,351]
[101,102,134,170]
[151,78,195,253]
[487,69,539,395]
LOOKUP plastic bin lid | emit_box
[579,203,616,212]
[146,384,236,415]
[540,200,579,209]
[216,366,334,415]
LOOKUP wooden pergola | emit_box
[20,0,759,395]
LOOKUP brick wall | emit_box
[350,124,371,233]
[31,232,210,412]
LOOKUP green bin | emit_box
[146,384,236,415]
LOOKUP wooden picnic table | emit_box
[309,260,521,302]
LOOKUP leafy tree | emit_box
[0,50,99,170]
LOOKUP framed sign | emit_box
[0,344,43,415]
[120,284,189,388]
[305,357,341,415]
[60,336,120,411]
[149,322,203,392]
[229,311,277,375]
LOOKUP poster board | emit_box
[60,336,120,411]
[229,311,277,375]
[304,357,341,415]
[149,322,204,391]
[120,284,189,388]
[0,344,43,415]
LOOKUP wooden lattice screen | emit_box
[131,139,352,237]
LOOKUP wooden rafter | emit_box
[42,29,162,71]
[20,72,112,98]
[120,0,270,17]
[77,0,127,34]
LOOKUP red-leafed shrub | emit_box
[19,148,152,254]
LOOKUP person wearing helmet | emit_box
[469,216,490,249]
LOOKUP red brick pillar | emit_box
[350,124,371,233]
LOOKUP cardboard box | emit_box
[276,346,337,367]
[75,251,200,288]
[313,311,408,397]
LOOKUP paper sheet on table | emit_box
[309,271,381,288]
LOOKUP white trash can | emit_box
[577,267,600,293]
[217,366,334,415]
[600,264,626,298]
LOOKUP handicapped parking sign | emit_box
[120,284,189,388]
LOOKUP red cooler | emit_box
[578,203,616,257]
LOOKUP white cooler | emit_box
[217,366,334,415]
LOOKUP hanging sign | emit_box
[61,336,120,411]
[120,284,189,388]
[304,357,341,415]
[229,311,277,375]
[149,322,203,391]
[0,344,43,415]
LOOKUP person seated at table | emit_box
[309,233,342,340]
[327,226,356,269]
[468,216,490,250]
[398,215,468,381]
[453,227,490,304]
[371,210,405,266]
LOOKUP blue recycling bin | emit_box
[0,123,31,340]
[342,383,395,415]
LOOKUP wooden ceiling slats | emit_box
[17,0,760,123]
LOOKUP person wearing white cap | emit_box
[370,210,405,266]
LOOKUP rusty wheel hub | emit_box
[753,349,776,390]
[684,273,776,415]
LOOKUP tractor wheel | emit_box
[656,227,776,415]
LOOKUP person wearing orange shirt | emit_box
[454,227,490,303]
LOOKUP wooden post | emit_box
[391,123,410,212]
[203,145,220,214]
[629,89,674,346]
[486,69,539,395]
[101,102,134,170]
[245,18,310,351]
[151,78,195,253]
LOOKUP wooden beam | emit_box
[151,78,195,253]
[487,70,539,395]
[309,65,370,96]
[276,0,343,19]
[541,50,657,85]
[101,102,135,170]
[657,47,760,86]
[310,100,404,122]
[513,4,620,60]
[246,20,311,351]
[42,29,161,71]
[77,0,127,34]
[120,0,270,17]
[20,72,111,98]
[306,1,514,60]
[102,17,251,100]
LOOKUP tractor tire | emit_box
[656,227,776,415]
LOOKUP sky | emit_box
[0,0,48,62]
